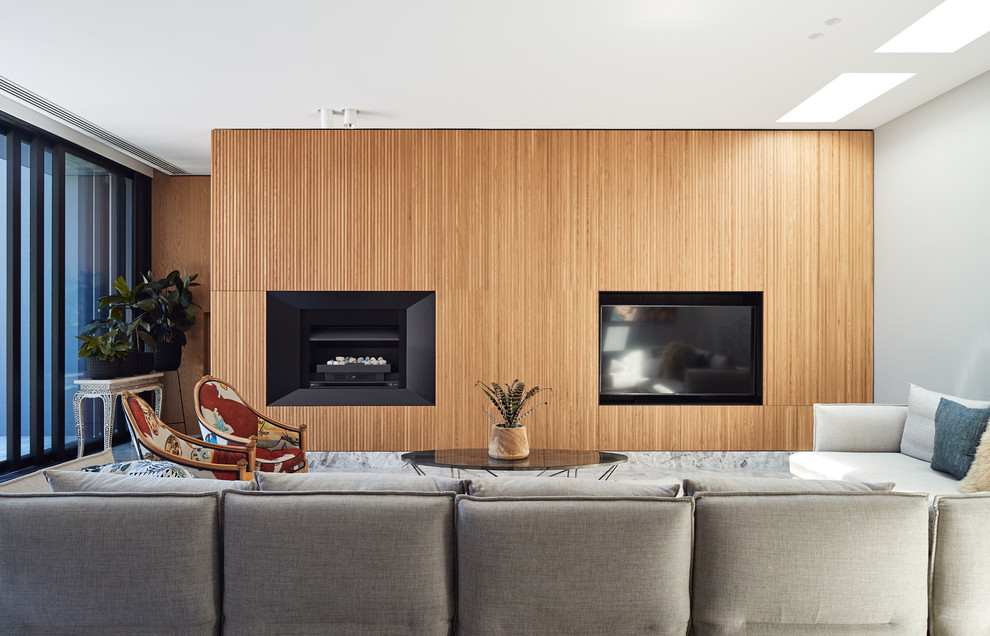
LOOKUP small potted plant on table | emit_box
[476,379,550,460]
[77,329,130,379]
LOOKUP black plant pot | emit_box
[87,357,120,380]
[137,351,155,375]
[154,341,183,371]
[119,351,139,377]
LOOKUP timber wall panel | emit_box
[818,131,874,403]
[211,129,873,452]
[151,172,210,434]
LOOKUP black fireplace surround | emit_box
[266,291,436,406]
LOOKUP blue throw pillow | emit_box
[931,398,990,480]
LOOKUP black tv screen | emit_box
[599,292,763,405]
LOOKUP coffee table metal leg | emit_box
[598,465,618,480]
[408,462,427,476]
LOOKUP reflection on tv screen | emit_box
[599,293,762,405]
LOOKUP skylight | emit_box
[876,0,990,53]
[777,73,915,123]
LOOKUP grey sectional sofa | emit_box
[2,485,988,634]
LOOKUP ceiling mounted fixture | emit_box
[876,0,990,53]
[777,72,915,123]
[319,108,333,129]
[316,108,359,129]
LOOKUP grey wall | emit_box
[874,69,990,404]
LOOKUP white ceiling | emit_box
[2,0,989,175]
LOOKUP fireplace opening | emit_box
[307,321,402,389]
[267,291,435,406]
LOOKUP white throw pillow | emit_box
[900,384,990,462]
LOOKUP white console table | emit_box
[72,373,164,458]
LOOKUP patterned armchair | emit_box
[120,390,255,480]
[194,375,308,474]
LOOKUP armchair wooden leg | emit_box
[246,436,258,473]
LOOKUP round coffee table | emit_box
[401,449,628,479]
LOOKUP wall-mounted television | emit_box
[599,291,763,405]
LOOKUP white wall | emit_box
[874,69,990,403]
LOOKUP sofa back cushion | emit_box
[930,494,990,635]
[455,495,693,635]
[254,470,466,493]
[44,469,258,492]
[467,477,679,497]
[813,403,907,452]
[0,492,221,635]
[682,475,894,496]
[222,491,455,635]
[692,492,929,635]
[901,384,990,462]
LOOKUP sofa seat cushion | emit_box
[222,491,455,635]
[0,492,221,635]
[790,451,961,495]
[692,492,929,635]
[456,495,693,636]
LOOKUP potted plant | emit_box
[77,329,131,379]
[89,275,158,376]
[476,379,550,460]
[148,270,200,371]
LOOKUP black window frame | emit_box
[0,110,151,476]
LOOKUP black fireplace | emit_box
[266,291,436,406]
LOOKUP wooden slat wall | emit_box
[151,171,211,435]
[210,129,873,451]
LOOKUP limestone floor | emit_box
[113,446,795,482]
[305,450,794,482]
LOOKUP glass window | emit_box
[0,135,6,462]
[65,153,116,449]
[43,149,54,448]
[20,141,31,457]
